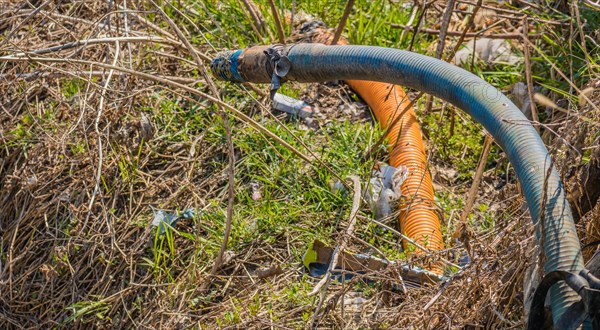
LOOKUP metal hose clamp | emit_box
[263,45,291,99]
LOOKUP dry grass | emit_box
[0,0,598,329]
[0,2,229,327]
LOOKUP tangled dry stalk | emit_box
[0,2,232,327]
[0,1,598,329]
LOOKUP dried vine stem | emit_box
[310,175,361,328]
[267,0,286,44]
[459,134,493,222]
[149,1,237,279]
[424,0,456,113]
[331,0,355,45]
[391,25,542,39]
[522,17,539,127]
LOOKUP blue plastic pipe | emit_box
[210,43,584,324]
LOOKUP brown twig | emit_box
[573,2,591,70]
[0,0,51,49]
[12,35,177,55]
[408,0,432,52]
[84,40,120,231]
[9,35,211,62]
[0,70,201,84]
[331,0,355,45]
[267,0,286,44]
[453,0,526,16]
[149,1,236,280]
[532,94,600,128]
[309,175,361,328]
[447,0,483,62]
[521,17,540,129]
[435,0,455,59]
[454,134,493,255]
[210,117,236,277]
[240,0,266,39]
[425,0,456,114]
[391,25,542,40]
[458,134,493,225]
[398,3,419,46]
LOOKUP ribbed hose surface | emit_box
[347,81,444,258]
[308,30,444,272]
[210,43,584,323]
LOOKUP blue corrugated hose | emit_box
[210,43,584,324]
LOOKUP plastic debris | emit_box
[151,207,198,234]
[272,92,313,119]
[302,239,446,286]
[328,180,347,195]
[329,164,408,220]
[251,181,262,200]
[365,164,408,220]
[453,38,521,66]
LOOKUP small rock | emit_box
[511,82,533,120]
[222,250,235,265]
[26,175,38,188]
[139,113,154,143]
[435,167,459,184]
[255,265,283,279]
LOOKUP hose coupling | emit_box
[263,45,291,99]
[210,44,293,99]
[528,269,600,329]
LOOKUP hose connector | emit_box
[211,45,292,87]
[211,43,585,323]
[210,49,244,82]
[527,269,600,329]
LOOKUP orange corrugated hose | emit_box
[308,28,444,271]
[346,81,444,251]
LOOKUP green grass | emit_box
[32,0,598,326]
[145,0,597,311]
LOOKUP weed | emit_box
[1,0,598,328]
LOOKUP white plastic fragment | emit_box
[365,164,409,220]
[272,93,313,119]
[453,38,521,66]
